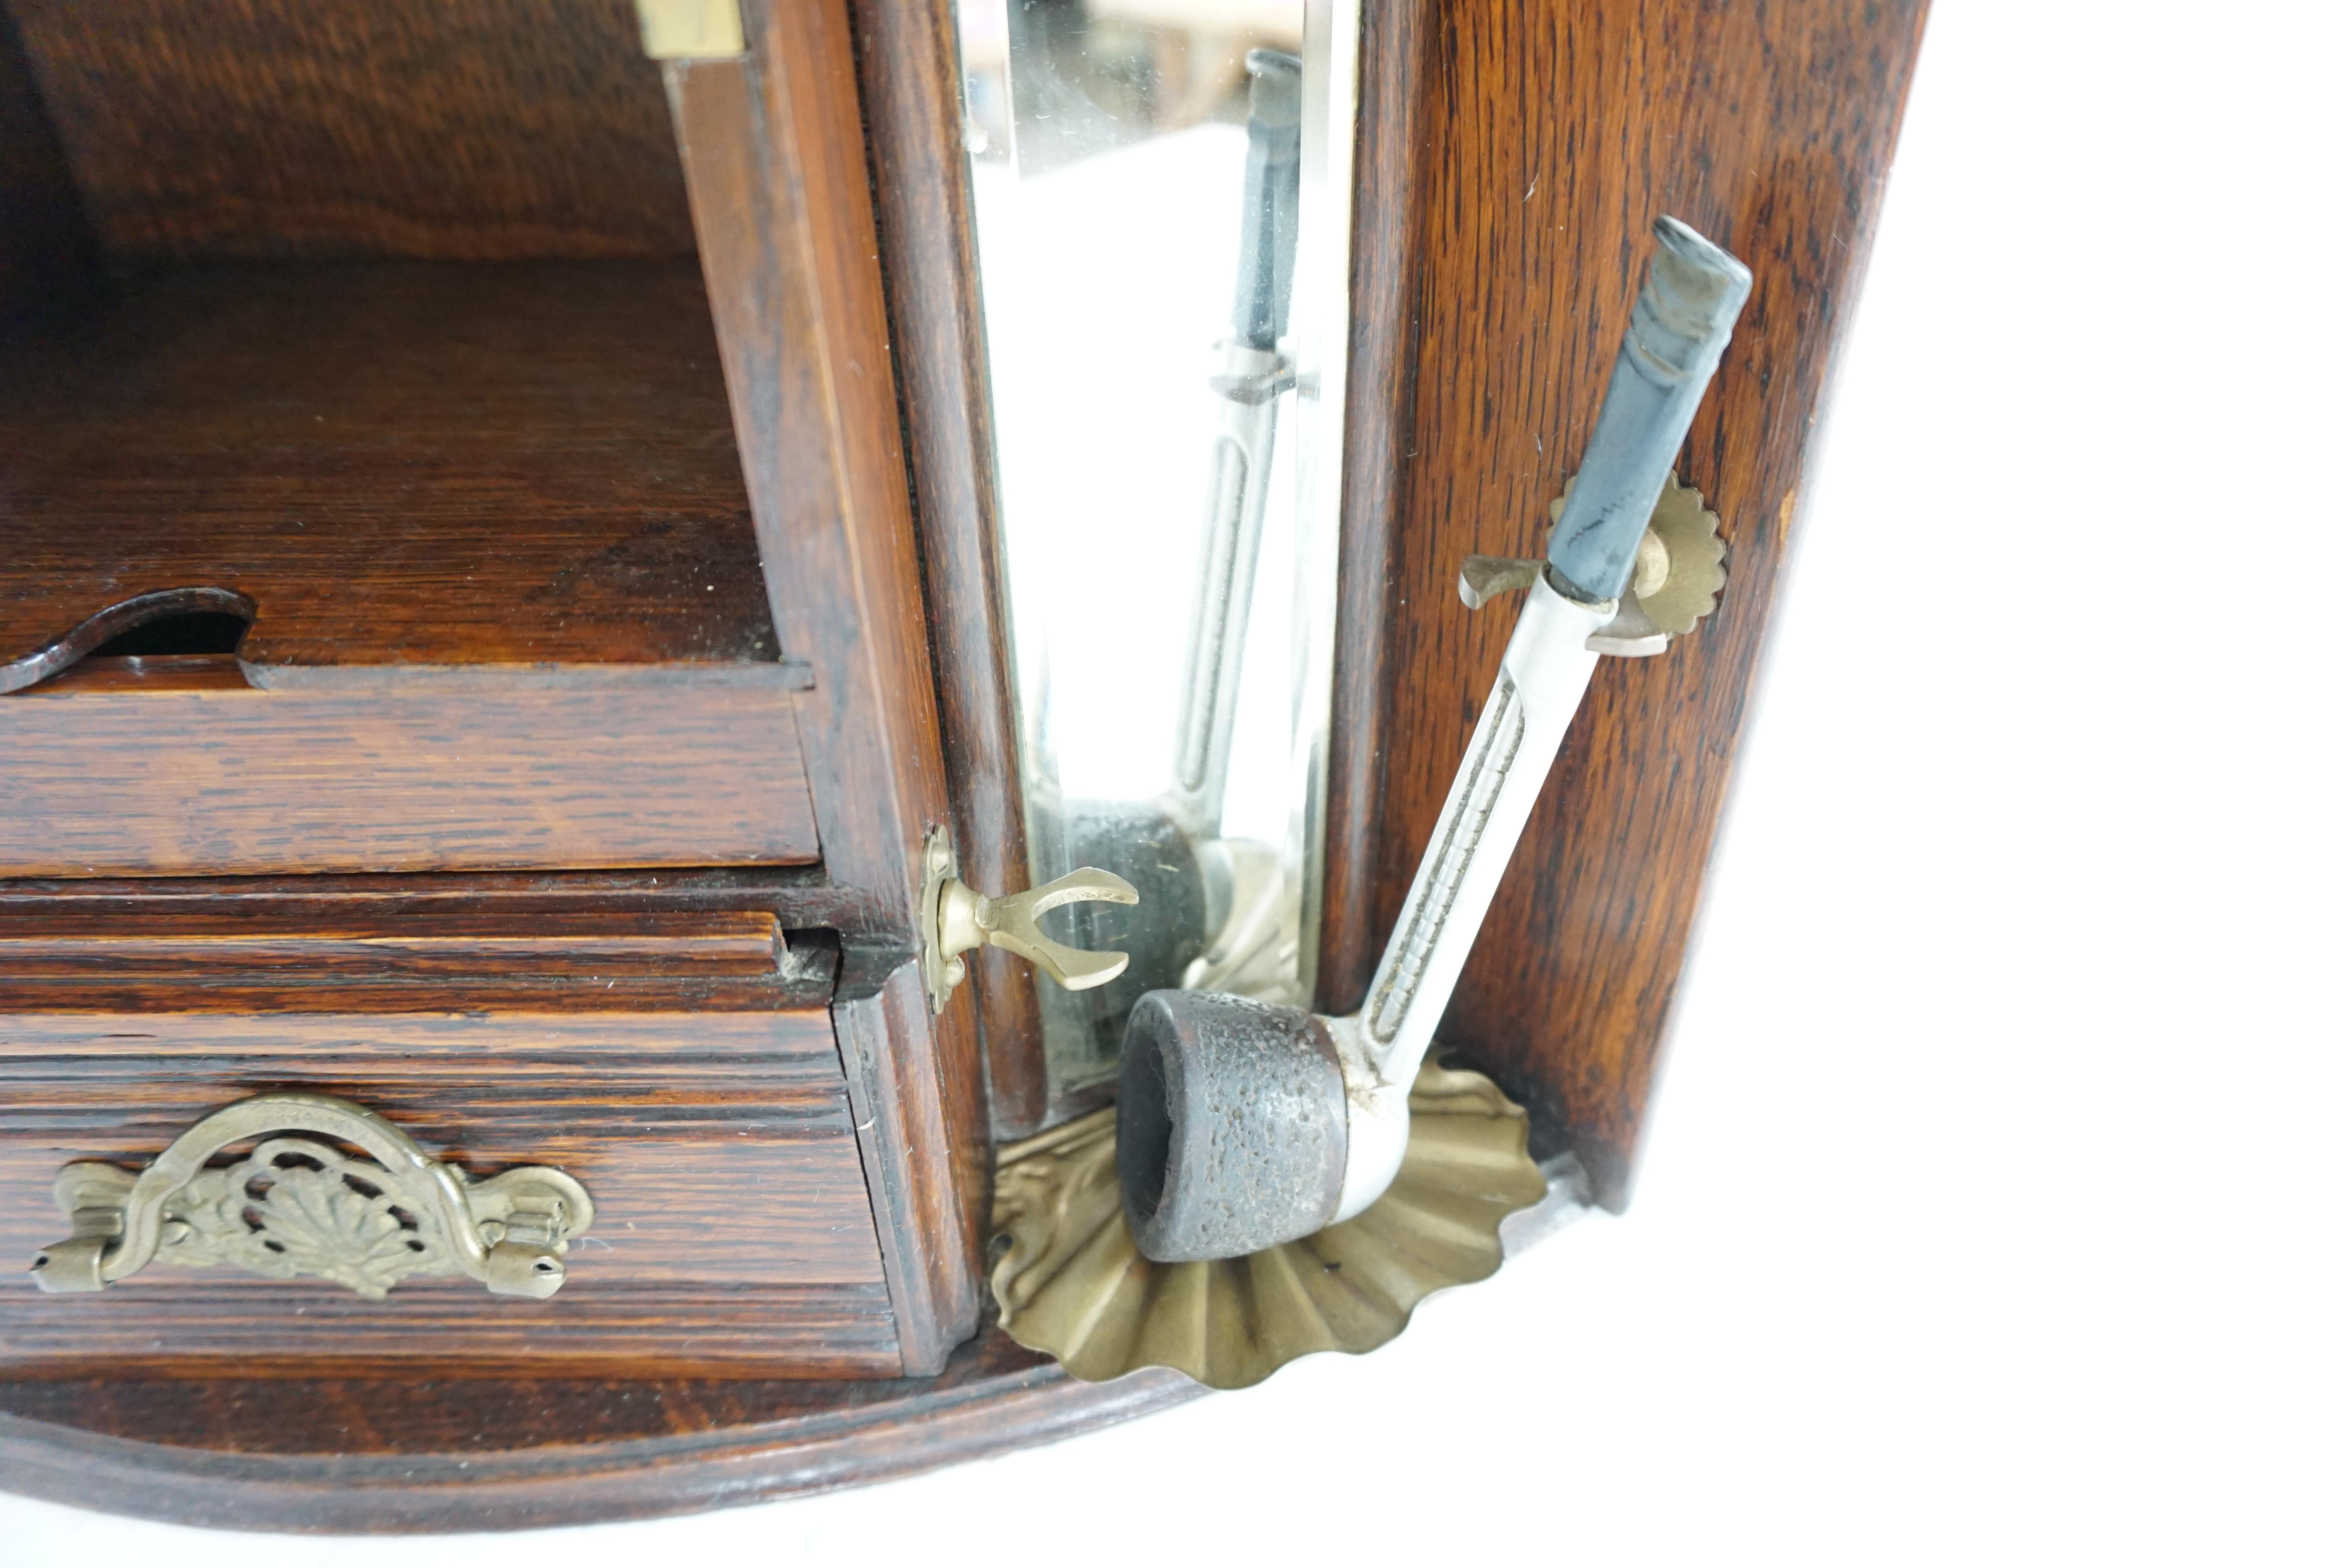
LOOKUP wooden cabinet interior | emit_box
[0,262,771,670]
[0,0,991,1382]
[0,2,806,878]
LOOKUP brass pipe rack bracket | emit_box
[1459,473,1730,656]
[918,824,1140,1013]
[991,1061,1547,1389]
[30,1091,594,1301]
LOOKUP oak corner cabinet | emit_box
[0,0,1925,1530]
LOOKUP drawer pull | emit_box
[0,586,254,694]
[29,1092,594,1301]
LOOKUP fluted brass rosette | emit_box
[990,1061,1547,1390]
[1632,474,1729,635]
[1540,470,1727,636]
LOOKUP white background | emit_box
[7,1,2346,1560]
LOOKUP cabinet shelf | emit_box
[0,257,775,673]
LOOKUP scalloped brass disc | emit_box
[989,1062,1548,1390]
[1638,475,1728,635]
[1544,471,1727,635]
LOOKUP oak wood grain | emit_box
[0,910,788,980]
[0,1284,900,1380]
[6,0,697,262]
[0,869,917,999]
[666,1,990,1372]
[0,5,96,324]
[836,961,992,1379]
[848,0,1048,1138]
[1319,0,1431,1017]
[0,1330,1198,1529]
[0,663,818,877]
[0,1009,895,1372]
[1319,0,1929,1206]
[0,260,775,671]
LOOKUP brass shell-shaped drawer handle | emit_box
[29,1092,594,1302]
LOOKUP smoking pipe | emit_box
[1027,51,1308,1068]
[1116,217,1753,1262]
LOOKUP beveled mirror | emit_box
[951,0,1359,1105]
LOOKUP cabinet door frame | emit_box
[664,0,995,1373]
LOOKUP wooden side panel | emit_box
[0,668,819,877]
[848,0,1047,1138]
[5,0,696,261]
[0,1011,899,1374]
[835,961,991,1377]
[1321,0,1929,1205]
[664,1,989,1369]
[1321,0,1432,1014]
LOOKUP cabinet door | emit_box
[655,0,1004,1374]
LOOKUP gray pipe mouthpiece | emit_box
[1545,216,1752,604]
[1232,49,1303,350]
[1117,990,1348,1263]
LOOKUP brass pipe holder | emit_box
[1459,473,1729,655]
[918,826,1140,1013]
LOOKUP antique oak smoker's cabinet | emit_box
[0,0,1923,1529]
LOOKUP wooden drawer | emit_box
[0,261,822,880]
[0,1007,900,1377]
[0,661,821,880]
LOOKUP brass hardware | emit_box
[1583,593,1672,657]
[633,0,745,60]
[1459,474,1728,654]
[991,1061,1548,1389]
[1456,554,1546,610]
[1627,475,1730,636]
[918,826,1139,1014]
[30,1093,593,1301]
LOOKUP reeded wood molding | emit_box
[847,0,1049,1140]
[666,0,989,1360]
[1319,0,1930,1207]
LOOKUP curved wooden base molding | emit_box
[0,1158,1584,1533]
[0,1332,1199,1533]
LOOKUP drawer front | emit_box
[0,1011,900,1376]
[0,665,820,878]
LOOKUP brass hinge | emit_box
[634,0,746,61]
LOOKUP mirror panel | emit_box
[954,0,1356,1101]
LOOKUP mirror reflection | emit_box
[954,0,1350,1098]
